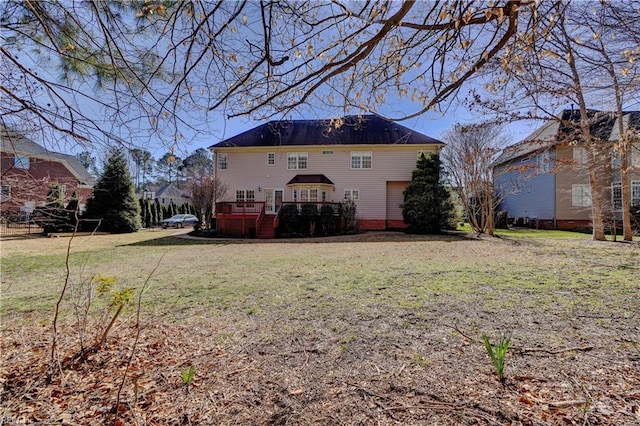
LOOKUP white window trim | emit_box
[611,150,621,169]
[631,143,640,167]
[217,153,228,170]
[632,180,640,207]
[14,155,29,169]
[267,152,275,165]
[572,146,588,166]
[344,188,360,201]
[350,151,372,169]
[537,151,551,173]
[572,184,591,207]
[612,182,622,211]
[236,189,255,208]
[0,184,11,202]
[287,152,308,170]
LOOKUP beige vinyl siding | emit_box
[555,144,592,220]
[213,145,439,221]
[386,181,409,221]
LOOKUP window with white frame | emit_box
[217,153,228,170]
[287,152,308,170]
[632,143,640,167]
[351,151,372,169]
[633,181,640,207]
[572,147,588,165]
[0,184,10,202]
[236,189,255,207]
[572,184,591,207]
[267,152,275,165]
[537,151,551,173]
[14,155,29,169]
[344,189,360,201]
[612,182,622,211]
[611,150,621,169]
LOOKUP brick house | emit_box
[1,127,95,217]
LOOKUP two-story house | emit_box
[1,127,95,217]
[494,109,640,230]
[210,115,444,238]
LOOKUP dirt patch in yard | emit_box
[1,232,639,425]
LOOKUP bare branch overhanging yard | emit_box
[1,230,638,424]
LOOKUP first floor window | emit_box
[293,188,320,203]
[351,151,372,169]
[1,185,10,201]
[14,155,29,169]
[217,153,228,170]
[612,182,622,211]
[572,184,591,207]
[611,181,640,209]
[344,189,360,201]
[236,189,255,208]
[633,181,640,207]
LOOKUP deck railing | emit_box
[215,201,265,215]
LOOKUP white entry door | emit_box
[265,189,283,214]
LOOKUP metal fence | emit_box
[0,219,43,237]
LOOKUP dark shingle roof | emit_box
[494,109,640,166]
[211,115,444,148]
[286,174,335,185]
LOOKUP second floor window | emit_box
[351,151,372,169]
[287,152,308,170]
[572,147,587,165]
[267,152,275,165]
[217,153,228,170]
[14,155,29,169]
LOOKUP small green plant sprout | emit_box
[92,275,135,348]
[181,365,196,389]
[482,332,512,384]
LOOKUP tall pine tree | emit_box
[84,150,141,233]
[402,153,454,234]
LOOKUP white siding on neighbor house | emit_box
[213,146,439,221]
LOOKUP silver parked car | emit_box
[161,214,199,229]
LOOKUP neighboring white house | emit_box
[209,115,445,238]
[141,184,191,206]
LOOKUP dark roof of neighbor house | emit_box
[494,109,640,166]
[0,126,95,185]
[147,184,190,199]
[210,115,444,148]
[286,174,335,185]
